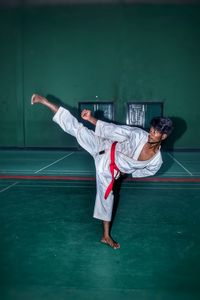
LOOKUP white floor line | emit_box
[0,182,18,193]
[34,152,74,174]
[167,152,193,176]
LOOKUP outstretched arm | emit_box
[81,109,98,126]
[31,94,59,114]
[81,109,132,142]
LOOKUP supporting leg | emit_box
[101,221,120,249]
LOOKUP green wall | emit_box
[0,5,200,149]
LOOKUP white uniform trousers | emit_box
[53,107,114,222]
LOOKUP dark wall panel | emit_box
[0,10,24,147]
[1,5,200,149]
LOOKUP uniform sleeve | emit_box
[52,106,82,137]
[131,157,163,178]
[95,120,132,142]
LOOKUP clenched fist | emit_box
[81,109,92,121]
[81,109,97,125]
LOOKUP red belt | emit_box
[104,142,120,200]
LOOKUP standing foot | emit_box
[101,236,120,250]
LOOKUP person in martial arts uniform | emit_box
[31,94,173,249]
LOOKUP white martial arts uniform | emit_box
[53,107,163,222]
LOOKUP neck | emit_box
[147,141,161,152]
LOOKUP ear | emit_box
[161,133,168,141]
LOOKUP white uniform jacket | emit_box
[95,120,163,178]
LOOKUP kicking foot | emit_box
[31,94,46,105]
[101,236,120,250]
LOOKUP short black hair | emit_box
[150,117,173,136]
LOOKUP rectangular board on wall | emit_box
[126,102,163,130]
[78,102,114,130]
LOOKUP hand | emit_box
[31,94,46,105]
[81,109,92,121]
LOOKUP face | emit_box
[148,127,167,144]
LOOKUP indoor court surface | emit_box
[0,150,200,300]
[1,2,200,299]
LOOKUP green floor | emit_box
[0,149,200,177]
[1,179,200,300]
[0,150,200,299]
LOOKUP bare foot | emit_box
[101,236,120,250]
[31,94,46,105]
